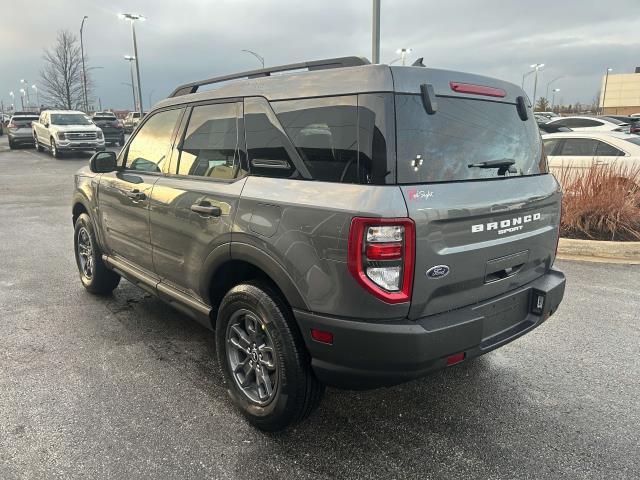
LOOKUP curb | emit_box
[556,238,640,264]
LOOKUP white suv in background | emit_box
[545,116,630,133]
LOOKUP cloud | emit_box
[1,0,638,109]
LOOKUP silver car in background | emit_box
[7,114,39,149]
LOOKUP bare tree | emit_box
[39,30,91,110]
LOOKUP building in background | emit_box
[600,68,640,115]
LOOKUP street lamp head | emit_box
[553,88,560,92]
[31,84,37,90]
[396,48,413,54]
[607,67,613,72]
[120,13,145,21]
[19,88,25,94]
[124,55,136,61]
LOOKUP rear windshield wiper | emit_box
[468,159,517,175]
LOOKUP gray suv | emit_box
[71,57,566,431]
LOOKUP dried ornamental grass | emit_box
[555,162,640,241]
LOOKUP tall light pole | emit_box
[372,0,380,63]
[120,13,145,113]
[124,55,138,111]
[521,69,535,89]
[19,89,25,110]
[80,16,89,112]
[551,88,560,112]
[396,48,412,66]
[241,50,264,68]
[9,91,15,111]
[31,85,40,111]
[545,76,563,101]
[20,79,31,107]
[530,63,544,111]
[601,67,613,115]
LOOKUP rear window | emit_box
[93,116,116,121]
[12,116,38,126]
[624,136,640,146]
[395,94,546,183]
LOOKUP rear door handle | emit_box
[191,202,221,217]
[126,189,146,201]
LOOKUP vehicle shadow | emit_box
[101,281,572,479]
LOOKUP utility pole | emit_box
[551,88,560,112]
[530,63,544,111]
[601,67,612,115]
[124,56,137,111]
[372,0,380,63]
[80,16,89,112]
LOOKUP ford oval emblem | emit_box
[426,265,450,279]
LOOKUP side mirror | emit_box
[90,150,117,173]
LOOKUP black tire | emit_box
[8,139,14,149]
[73,213,120,294]
[34,136,43,152]
[118,136,125,147]
[216,281,324,432]
[50,137,62,158]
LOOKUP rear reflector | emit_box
[446,352,466,366]
[311,329,333,345]
[450,82,506,98]
[365,243,402,260]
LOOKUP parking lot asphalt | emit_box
[0,135,639,480]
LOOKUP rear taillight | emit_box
[7,122,16,128]
[348,217,415,303]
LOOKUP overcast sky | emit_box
[2,0,639,111]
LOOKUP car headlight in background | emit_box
[57,132,66,140]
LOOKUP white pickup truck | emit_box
[33,110,105,158]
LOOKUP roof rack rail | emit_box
[168,56,371,97]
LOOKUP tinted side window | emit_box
[177,102,245,180]
[244,97,298,178]
[559,138,597,156]
[357,93,395,184]
[272,96,359,183]
[582,119,603,127]
[595,141,624,156]
[125,108,182,173]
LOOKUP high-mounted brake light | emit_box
[348,217,415,304]
[450,82,506,98]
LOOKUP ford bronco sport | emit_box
[72,56,566,431]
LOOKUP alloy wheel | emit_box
[226,309,279,405]
[77,226,93,279]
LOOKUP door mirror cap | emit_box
[89,150,117,173]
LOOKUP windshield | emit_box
[395,94,546,183]
[50,113,92,126]
[624,137,640,146]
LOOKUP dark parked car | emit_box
[72,56,565,431]
[91,112,125,146]
[603,115,640,135]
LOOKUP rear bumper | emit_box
[102,131,124,141]
[8,133,34,144]
[295,268,565,389]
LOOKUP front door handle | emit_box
[191,202,221,217]
[126,189,146,201]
